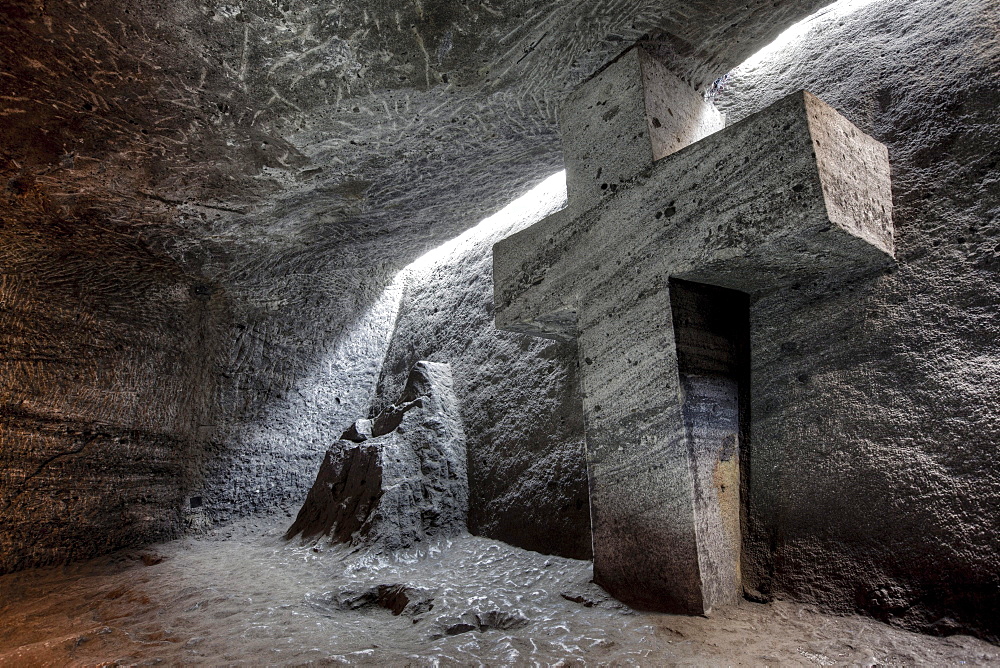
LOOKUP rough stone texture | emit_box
[1,0,998,647]
[708,0,1000,642]
[494,86,894,614]
[372,177,593,560]
[286,361,468,551]
[560,47,724,215]
[495,91,895,337]
[0,0,840,575]
[0,213,221,571]
[2,525,998,665]
[307,584,437,617]
[671,279,750,614]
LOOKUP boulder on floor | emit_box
[285,361,468,551]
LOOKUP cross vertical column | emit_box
[576,284,710,613]
[559,47,738,613]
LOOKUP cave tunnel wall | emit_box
[7,0,842,573]
[371,178,593,561]
[714,0,1000,641]
[0,199,218,571]
[0,0,998,645]
[0,187,404,570]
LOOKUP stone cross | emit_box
[493,47,893,615]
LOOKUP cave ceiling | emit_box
[2,0,834,272]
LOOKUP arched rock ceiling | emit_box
[2,0,833,269]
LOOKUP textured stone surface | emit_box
[561,47,724,214]
[0,0,997,646]
[495,91,895,338]
[373,176,592,560]
[0,0,839,575]
[286,361,468,551]
[0,212,221,572]
[308,584,437,617]
[7,520,996,666]
[495,82,894,614]
[671,279,750,614]
[709,0,1000,641]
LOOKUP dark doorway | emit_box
[669,278,751,608]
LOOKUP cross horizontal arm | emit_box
[494,90,893,340]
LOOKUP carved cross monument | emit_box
[493,48,894,614]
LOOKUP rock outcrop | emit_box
[307,584,437,617]
[285,361,468,551]
[371,175,593,561]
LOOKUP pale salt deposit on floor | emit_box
[1,516,996,666]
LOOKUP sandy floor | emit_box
[0,516,996,666]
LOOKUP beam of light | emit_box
[736,0,883,71]
[301,169,568,435]
[403,170,567,276]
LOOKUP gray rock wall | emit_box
[0,0,852,575]
[712,0,1000,641]
[0,207,220,571]
[372,177,594,560]
[0,199,401,570]
[2,1,997,648]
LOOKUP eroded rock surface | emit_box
[306,584,436,617]
[0,0,997,648]
[2,521,996,666]
[710,0,1000,642]
[372,175,593,560]
[286,361,468,551]
[0,0,844,575]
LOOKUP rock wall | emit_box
[0,0,857,576]
[0,199,220,572]
[372,176,594,560]
[0,192,400,570]
[712,0,1000,641]
[3,4,998,648]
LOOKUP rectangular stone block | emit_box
[576,288,705,613]
[560,47,724,215]
[639,50,725,162]
[495,90,894,334]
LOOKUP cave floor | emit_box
[0,517,996,667]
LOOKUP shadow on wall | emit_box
[194,256,407,527]
[0,198,226,573]
[200,170,591,561]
